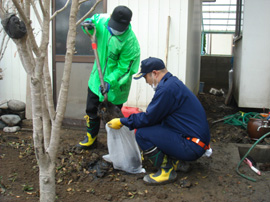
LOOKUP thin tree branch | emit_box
[78,0,89,5]
[24,0,30,17]
[43,54,56,121]
[0,33,10,61]
[77,0,103,26]
[31,0,42,26]
[0,0,6,18]
[11,0,28,26]
[41,79,51,150]
[50,0,71,20]
[35,1,50,79]
[38,0,45,16]
[12,0,40,57]
[49,0,80,159]
[13,36,35,75]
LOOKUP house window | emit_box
[201,0,238,55]
[54,0,106,57]
[52,1,107,110]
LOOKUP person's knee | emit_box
[135,128,145,142]
[135,128,151,149]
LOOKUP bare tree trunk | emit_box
[37,0,80,201]
[39,163,56,201]
[0,0,102,201]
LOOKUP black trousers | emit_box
[86,87,122,120]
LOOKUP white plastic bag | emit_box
[203,148,213,157]
[103,124,145,174]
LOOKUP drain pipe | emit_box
[236,132,270,182]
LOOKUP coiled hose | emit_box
[236,131,270,182]
[223,112,263,129]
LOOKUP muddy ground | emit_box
[1,93,270,202]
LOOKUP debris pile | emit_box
[0,99,25,132]
[209,88,225,96]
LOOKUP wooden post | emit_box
[165,16,171,67]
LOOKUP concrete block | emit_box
[237,144,270,163]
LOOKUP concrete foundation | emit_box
[237,144,270,163]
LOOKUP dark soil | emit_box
[1,93,270,202]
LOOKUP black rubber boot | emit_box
[172,159,192,173]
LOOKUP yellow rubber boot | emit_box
[77,132,97,149]
[143,155,177,185]
[76,115,99,149]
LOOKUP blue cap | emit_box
[133,57,165,80]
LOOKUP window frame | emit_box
[234,0,244,41]
[52,0,107,63]
[52,0,107,106]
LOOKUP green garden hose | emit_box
[223,112,263,129]
[236,131,270,182]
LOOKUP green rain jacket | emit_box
[82,14,140,105]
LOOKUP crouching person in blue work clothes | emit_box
[108,57,211,185]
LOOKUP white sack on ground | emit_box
[103,124,145,174]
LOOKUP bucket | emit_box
[121,106,142,134]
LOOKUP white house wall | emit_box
[233,0,270,108]
[210,34,233,55]
[0,41,27,102]
[1,1,202,115]
[0,6,53,109]
[108,0,202,110]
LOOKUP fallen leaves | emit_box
[128,191,136,198]
[66,187,74,192]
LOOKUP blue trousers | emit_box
[135,125,205,161]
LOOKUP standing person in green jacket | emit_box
[76,6,140,149]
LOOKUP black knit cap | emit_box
[108,6,132,32]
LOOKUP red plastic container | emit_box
[121,106,142,118]
[121,106,142,134]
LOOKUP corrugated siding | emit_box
[0,42,27,102]
[108,0,202,109]
[0,0,202,114]
[0,6,50,105]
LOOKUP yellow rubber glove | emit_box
[107,118,123,129]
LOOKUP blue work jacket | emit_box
[120,72,210,145]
